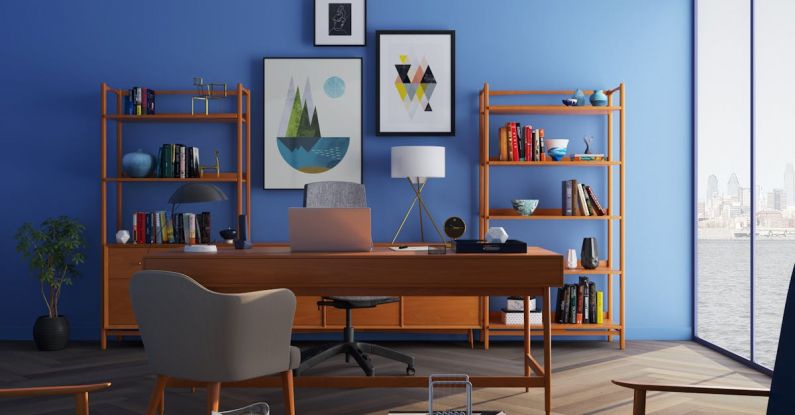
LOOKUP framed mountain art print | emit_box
[376,30,455,136]
[263,58,362,189]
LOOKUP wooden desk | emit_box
[143,246,563,414]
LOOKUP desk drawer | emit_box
[403,296,480,327]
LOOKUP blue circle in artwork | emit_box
[323,76,345,98]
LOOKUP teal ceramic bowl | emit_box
[512,199,539,216]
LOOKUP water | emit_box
[697,239,795,369]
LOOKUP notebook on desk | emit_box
[288,207,372,252]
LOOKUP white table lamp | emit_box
[391,146,446,243]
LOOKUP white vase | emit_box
[566,249,578,269]
[116,230,131,244]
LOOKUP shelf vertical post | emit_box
[619,82,626,349]
[115,90,124,232]
[482,83,490,239]
[245,88,252,239]
[100,83,108,350]
[236,83,243,227]
[607,88,615,332]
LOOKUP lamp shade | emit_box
[390,146,445,179]
[168,183,228,205]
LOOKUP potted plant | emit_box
[15,216,85,351]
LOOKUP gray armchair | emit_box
[130,270,299,415]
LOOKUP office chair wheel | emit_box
[406,365,416,376]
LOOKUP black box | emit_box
[453,239,528,254]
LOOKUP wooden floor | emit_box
[0,340,771,414]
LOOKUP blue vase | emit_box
[122,149,155,178]
[590,89,608,107]
[573,89,586,106]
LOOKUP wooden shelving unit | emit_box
[478,83,626,349]
[99,83,251,349]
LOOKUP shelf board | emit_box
[487,208,620,220]
[486,105,621,115]
[564,266,622,275]
[487,159,620,167]
[488,312,621,331]
[107,113,247,123]
[104,173,244,183]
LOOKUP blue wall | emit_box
[0,0,692,341]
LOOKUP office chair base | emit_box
[296,341,415,377]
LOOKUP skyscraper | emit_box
[727,173,740,200]
[767,188,787,211]
[784,163,795,207]
[707,174,718,202]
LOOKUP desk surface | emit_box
[143,246,564,296]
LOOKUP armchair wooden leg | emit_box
[145,375,169,415]
[632,389,646,415]
[75,391,89,415]
[281,370,295,415]
[206,382,221,415]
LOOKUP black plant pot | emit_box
[33,315,69,351]
[581,237,599,270]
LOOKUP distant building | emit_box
[767,188,787,211]
[727,173,740,200]
[785,163,795,207]
[707,174,719,202]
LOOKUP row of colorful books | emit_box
[556,277,603,324]
[497,122,546,162]
[131,211,211,245]
[124,87,156,115]
[155,144,201,178]
[562,179,607,216]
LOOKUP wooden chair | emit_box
[614,264,795,414]
[130,270,299,415]
[0,382,111,415]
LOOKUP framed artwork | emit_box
[376,30,455,136]
[263,58,362,189]
[314,0,366,46]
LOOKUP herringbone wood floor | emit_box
[0,340,771,414]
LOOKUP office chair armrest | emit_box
[612,379,770,396]
[0,382,111,397]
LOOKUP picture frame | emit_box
[376,30,455,136]
[263,57,362,189]
[314,0,366,46]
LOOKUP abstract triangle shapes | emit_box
[400,54,408,64]
[394,80,408,101]
[395,64,411,83]
[412,64,425,84]
[421,83,436,101]
[425,103,432,112]
[416,83,425,100]
[421,65,436,84]
[404,83,418,100]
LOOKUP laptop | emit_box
[288,207,373,252]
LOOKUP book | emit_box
[580,277,590,323]
[556,287,565,323]
[597,291,604,324]
[570,154,605,161]
[132,213,138,244]
[539,129,547,161]
[561,285,571,323]
[562,180,573,216]
[571,180,580,216]
[589,281,597,324]
[154,212,162,244]
[506,125,514,161]
[585,185,607,216]
[510,122,519,161]
[146,88,156,114]
[577,183,590,216]
[576,284,584,324]
[498,127,508,161]
[516,123,525,160]
[534,129,542,161]
[569,284,577,324]
[523,125,533,161]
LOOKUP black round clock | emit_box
[444,217,466,240]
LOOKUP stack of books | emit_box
[569,153,606,161]
[555,277,603,324]
[155,144,201,178]
[131,211,211,245]
[500,296,541,325]
[561,180,606,216]
[125,87,156,115]
[497,122,546,162]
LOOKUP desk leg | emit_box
[543,287,552,415]
[523,296,530,393]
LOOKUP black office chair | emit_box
[295,181,415,377]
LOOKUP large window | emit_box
[696,0,795,370]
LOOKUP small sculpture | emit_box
[199,150,221,177]
[583,135,594,154]
[485,227,509,244]
[191,77,228,115]
[590,89,608,106]
[115,230,130,244]
[572,89,586,106]
[562,98,578,107]
[567,249,578,269]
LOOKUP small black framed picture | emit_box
[376,30,455,136]
[314,0,366,46]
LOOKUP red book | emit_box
[576,284,584,324]
[506,124,514,161]
[510,123,519,161]
[523,125,533,161]
[136,212,146,244]
[585,185,607,216]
